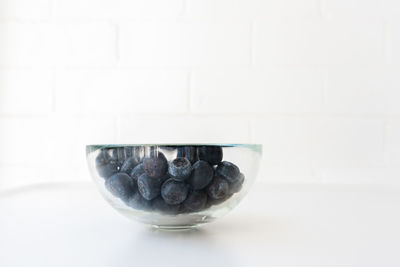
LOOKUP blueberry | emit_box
[206,175,229,200]
[186,160,214,190]
[215,161,240,183]
[111,147,128,165]
[198,146,223,165]
[95,149,119,178]
[207,193,233,207]
[124,147,133,159]
[137,173,162,200]
[143,152,168,178]
[185,146,199,164]
[132,146,145,164]
[95,149,111,166]
[161,179,189,205]
[97,160,119,178]
[126,192,152,211]
[182,190,208,213]
[129,163,145,182]
[177,147,184,157]
[152,196,181,215]
[120,156,139,174]
[168,157,192,181]
[159,173,171,184]
[105,173,136,202]
[177,146,198,164]
[229,172,245,194]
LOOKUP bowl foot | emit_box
[151,224,198,231]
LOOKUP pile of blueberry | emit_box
[95,146,245,215]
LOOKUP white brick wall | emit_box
[0,22,116,67]
[0,70,54,114]
[186,0,319,19]
[119,21,251,67]
[54,70,188,114]
[254,18,384,65]
[0,0,50,20]
[0,0,399,189]
[53,0,184,19]
[117,116,250,144]
[191,67,323,113]
[385,120,400,166]
[320,0,400,18]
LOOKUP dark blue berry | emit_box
[182,190,207,213]
[161,179,189,205]
[97,160,119,178]
[185,146,199,164]
[198,146,223,165]
[186,160,213,190]
[177,147,184,157]
[177,146,198,164]
[129,163,144,182]
[95,149,119,178]
[105,173,136,202]
[124,147,133,159]
[206,175,229,200]
[120,156,139,174]
[111,147,128,165]
[137,173,162,200]
[152,196,181,215]
[229,172,245,194]
[159,173,171,184]
[95,149,110,166]
[131,146,145,164]
[168,157,192,181]
[143,152,168,178]
[126,192,152,211]
[215,161,240,183]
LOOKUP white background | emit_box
[1,0,400,189]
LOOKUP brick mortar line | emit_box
[186,71,192,113]
[250,20,255,65]
[179,0,187,17]
[383,19,391,64]
[247,119,253,143]
[382,119,389,167]
[1,113,400,119]
[317,0,324,19]
[115,115,121,143]
[1,63,397,71]
[115,23,120,62]
[50,70,56,113]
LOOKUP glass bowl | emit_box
[86,144,262,230]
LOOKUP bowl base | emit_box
[151,224,198,231]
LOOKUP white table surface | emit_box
[1,182,400,267]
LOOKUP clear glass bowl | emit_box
[86,144,262,229]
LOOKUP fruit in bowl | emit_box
[86,144,262,229]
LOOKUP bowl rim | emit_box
[86,143,261,147]
[86,143,262,152]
